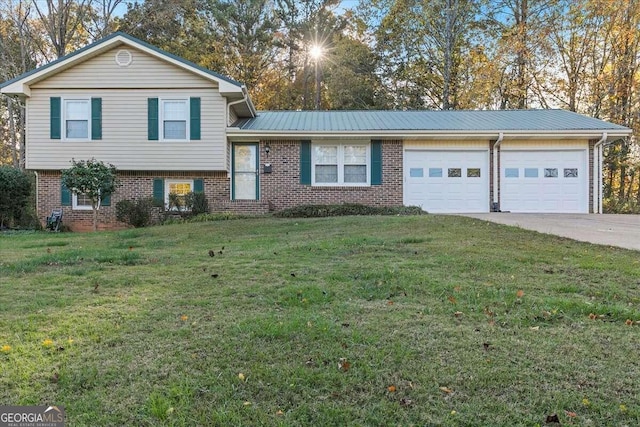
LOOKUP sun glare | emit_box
[310,45,323,60]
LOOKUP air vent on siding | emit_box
[115,49,132,67]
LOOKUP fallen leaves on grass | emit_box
[387,385,396,392]
[1,345,11,353]
[238,373,246,382]
[180,315,188,321]
[42,339,54,348]
[565,410,577,418]
[625,319,634,326]
[582,398,590,407]
[516,290,524,298]
[439,386,453,394]
[338,358,351,372]
[276,410,284,416]
[454,311,463,318]
[447,295,457,304]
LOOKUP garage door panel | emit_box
[404,150,489,213]
[501,150,587,213]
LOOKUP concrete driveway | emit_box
[459,213,640,251]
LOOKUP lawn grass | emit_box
[1,215,639,426]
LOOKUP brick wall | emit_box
[35,140,404,230]
[36,171,243,231]
[258,140,404,211]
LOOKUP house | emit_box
[0,32,632,230]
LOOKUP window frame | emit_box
[165,179,194,211]
[160,99,190,141]
[311,141,370,186]
[62,98,91,141]
[72,192,93,211]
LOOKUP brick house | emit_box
[0,32,632,230]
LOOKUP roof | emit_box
[229,109,630,141]
[235,109,627,132]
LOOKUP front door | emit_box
[233,143,259,200]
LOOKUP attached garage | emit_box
[404,149,489,213]
[500,149,588,213]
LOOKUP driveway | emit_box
[459,213,640,251]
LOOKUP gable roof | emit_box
[229,109,631,140]
[0,32,248,101]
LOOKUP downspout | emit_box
[592,132,607,214]
[34,171,39,225]
[492,132,504,211]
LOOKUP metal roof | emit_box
[234,110,629,132]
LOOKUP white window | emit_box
[72,193,93,210]
[64,99,90,139]
[312,143,369,186]
[165,179,193,210]
[161,100,188,140]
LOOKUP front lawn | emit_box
[1,215,639,426]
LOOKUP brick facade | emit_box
[258,140,404,211]
[35,139,404,230]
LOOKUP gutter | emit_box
[226,129,631,141]
[492,132,504,211]
[592,132,607,214]
[227,86,256,124]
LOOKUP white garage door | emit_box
[501,150,588,213]
[404,150,489,213]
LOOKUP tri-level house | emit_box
[0,32,632,230]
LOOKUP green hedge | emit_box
[274,203,426,218]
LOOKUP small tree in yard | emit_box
[0,166,31,228]
[61,158,118,231]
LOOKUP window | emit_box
[72,192,93,210]
[544,168,558,178]
[467,168,481,178]
[64,99,90,139]
[505,168,519,178]
[448,168,462,178]
[564,168,578,178]
[428,168,443,178]
[524,168,538,178]
[410,168,424,178]
[166,179,193,210]
[162,100,188,140]
[312,143,369,185]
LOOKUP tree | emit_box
[0,165,30,228]
[61,158,117,231]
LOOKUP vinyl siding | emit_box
[26,88,227,170]
[404,140,489,149]
[31,46,217,90]
[228,106,238,126]
[500,139,588,150]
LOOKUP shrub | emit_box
[116,197,154,228]
[0,167,31,228]
[186,192,209,216]
[274,203,426,218]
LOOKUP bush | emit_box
[274,203,426,218]
[0,167,31,228]
[116,197,154,228]
[186,192,209,216]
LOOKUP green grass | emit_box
[1,215,639,426]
